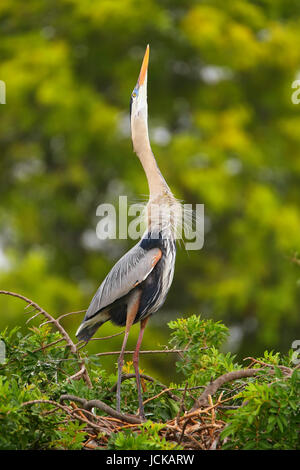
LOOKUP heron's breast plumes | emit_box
[146,193,183,241]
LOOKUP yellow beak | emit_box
[137,44,150,86]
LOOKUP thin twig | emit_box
[31,337,65,353]
[0,291,76,353]
[95,348,187,357]
[0,290,92,388]
[26,311,43,324]
[109,373,181,402]
[56,310,86,321]
[142,387,174,406]
[243,357,292,375]
[176,381,188,425]
[76,330,125,350]
[191,368,262,410]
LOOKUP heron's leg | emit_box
[133,316,149,420]
[116,290,141,413]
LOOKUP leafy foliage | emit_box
[0,375,58,450]
[108,422,180,450]
[0,314,299,450]
[221,369,300,450]
[169,315,237,386]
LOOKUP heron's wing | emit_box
[83,245,162,321]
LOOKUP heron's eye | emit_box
[132,92,137,98]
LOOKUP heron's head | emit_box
[130,45,150,151]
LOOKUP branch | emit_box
[191,369,261,410]
[0,290,92,388]
[59,394,142,425]
[0,290,76,352]
[22,399,104,432]
[22,399,70,413]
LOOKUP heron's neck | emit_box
[132,118,169,198]
[132,117,181,238]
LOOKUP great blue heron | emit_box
[76,45,181,419]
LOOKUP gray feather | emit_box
[76,244,161,336]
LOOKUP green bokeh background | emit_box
[0,0,299,381]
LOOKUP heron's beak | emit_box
[134,45,149,115]
[137,44,149,87]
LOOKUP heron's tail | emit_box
[75,310,110,342]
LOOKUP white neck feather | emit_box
[132,111,182,239]
[132,117,170,198]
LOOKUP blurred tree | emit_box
[0,0,299,378]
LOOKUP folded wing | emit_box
[82,244,162,323]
